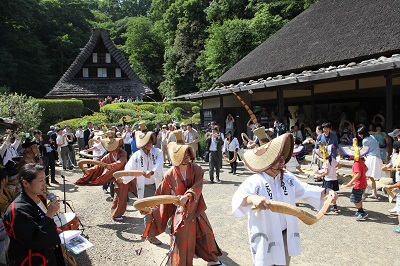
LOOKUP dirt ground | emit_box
[50,157,399,266]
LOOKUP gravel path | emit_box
[50,157,398,266]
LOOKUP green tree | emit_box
[196,19,254,90]
[158,0,210,98]
[125,16,165,98]
[0,92,43,132]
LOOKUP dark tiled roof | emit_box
[46,28,152,98]
[217,0,400,84]
[174,54,400,100]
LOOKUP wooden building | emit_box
[46,28,152,99]
[175,0,400,136]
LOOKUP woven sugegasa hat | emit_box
[101,130,122,152]
[243,133,294,172]
[135,122,157,148]
[253,126,270,145]
[293,144,305,156]
[314,144,333,160]
[340,138,369,161]
[167,130,195,166]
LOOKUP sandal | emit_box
[392,227,400,233]
[367,195,381,200]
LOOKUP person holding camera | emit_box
[0,129,20,168]
[205,127,224,183]
[225,114,235,134]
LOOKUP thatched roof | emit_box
[217,0,400,85]
[46,28,152,99]
[175,54,400,100]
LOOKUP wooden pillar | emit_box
[219,95,224,127]
[277,89,284,119]
[311,86,316,129]
[386,76,393,131]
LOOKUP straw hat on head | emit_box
[135,122,157,148]
[101,130,122,152]
[243,133,294,173]
[340,138,369,161]
[167,130,195,166]
[253,126,270,145]
[314,144,333,160]
[292,144,305,156]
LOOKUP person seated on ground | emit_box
[5,163,20,195]
[0,168,17,214]
[142,130,225,266]
[232,133,337,266]
[75,131,127,186]
[339,129,352,146]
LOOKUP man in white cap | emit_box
[232,133,337,266]
[116,123,163,243]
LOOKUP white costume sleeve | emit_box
[11,139,20,150]
[291,174,324,210]
[122,151,140,184]
[232,175,259,218]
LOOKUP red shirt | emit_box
[352,160,367,189]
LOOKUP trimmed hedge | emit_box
[56,113,108,130]
[35,99,84,131]
[35,99,83,120]
[78,98,100,116]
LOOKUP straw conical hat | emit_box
[340,138,369,161]
[101,130,122,152]
[253,126,270,145]
[292,144,305,155]
[135,122,157,148]
[167,130,195,166]
[314,144,333,159]
[243,133,294,172]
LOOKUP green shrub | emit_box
[192,106,201,113]
[140,104,155,113]
[171,107,183,121]
[35,99,83,130]
[198,131,207,155]
[57,112,107,130]
[78,98,100,115]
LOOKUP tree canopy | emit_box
[0,0,317,99]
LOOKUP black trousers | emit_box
[229,151,238,173]
[44,151,56,180]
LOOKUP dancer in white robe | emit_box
[232,133,337,266]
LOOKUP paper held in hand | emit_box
[59,230,93,255]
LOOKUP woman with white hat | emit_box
[232,133,337,266]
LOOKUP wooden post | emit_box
[277,89,284,119]
[386,76,393,131]
[311,86,315,129]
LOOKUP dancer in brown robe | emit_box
[142,130,224,266]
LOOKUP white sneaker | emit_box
[207,261,225,266]
[388,207,398,213]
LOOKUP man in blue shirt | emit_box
[315,122,339,181]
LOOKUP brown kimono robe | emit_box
[75,149,127,185]
[143,163,222,266]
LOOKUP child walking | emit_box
[315,144,342,212]
[383,173,400,232]
[341,138,370,220]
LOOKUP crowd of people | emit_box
[1,103,400,265]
